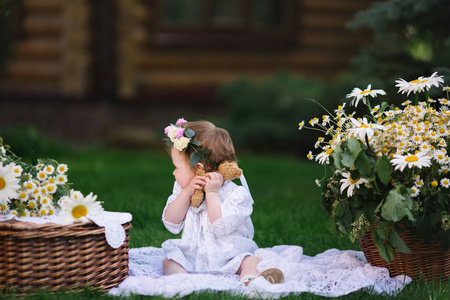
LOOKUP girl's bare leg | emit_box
[162,258,188,275]
[236,255,262,281]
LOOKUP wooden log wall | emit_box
[1,0,372,100]
[131,0,372,98]
[1,0,90,96]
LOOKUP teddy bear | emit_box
[190,161,243,207]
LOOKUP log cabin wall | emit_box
[1,0,372,101]
[124,0,372,100]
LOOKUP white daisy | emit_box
[57,164,68,174]
[56,174,68,184]
[410,185,420,197]
[43,165,55,175]
[395,72,444,95]
[315,179,321,187]
[346,84,386,107]
[340,172,370,197]
[391,152,432,171]
[316,148,333,165]
[59,192,103,224]
[0,165,20,203]
[348,117,384,140]
[440,178,450,188]
[298,121,304,130]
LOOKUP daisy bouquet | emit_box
[0,139,103,224]
[299,72,450,262]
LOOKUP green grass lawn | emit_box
[5,147,450,299]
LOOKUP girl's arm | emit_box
[165,175,206,224]
[204,172,224,223]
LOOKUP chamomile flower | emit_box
[391,152,432,171]
[18,190,29,202]
[307,151,313,160]
[28,200,37,209]
[315,179,321,187]
[56,174,68,184]
[0,165,20,203]
[348,117,384,140]
[298,121,304,130]
[0,203,8,213]
[59,192,103,224]
[396,72,444,95]
[36,171,47,181]
[440,178,450,188]
[346,84,386,107]
[46,184,57,194]
[410,185,420,198]
[43,165,55,175]
[340,172,370,197]
[57,164,68,174]
[316,147,333,165]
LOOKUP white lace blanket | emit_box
[108,245,411,298]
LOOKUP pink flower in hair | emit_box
[175,127,185,138]
[164,125,172,135]
[176,118,187,126]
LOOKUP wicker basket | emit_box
[0,220,131,295]
[359,223,450,282]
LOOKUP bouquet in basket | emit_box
[299,72,450,262]
[0,139,103,224]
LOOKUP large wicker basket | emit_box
[358,223,450,282]
[0,220,131,295]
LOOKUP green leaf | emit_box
[341,152,356,168]
[190,152,201,167]
[381,186,413,222]
[185,129,195,138]
[190,140,202,146]
[326,218,338,235]
[388,230,411,254]
[332,146,342,169]
[375,157,391,186]
[198,149,211,155]
[376,221,387,239]
[373,230,396,263]
[355,152,371,177]
[347,137,362,157]
[334,201,345,218]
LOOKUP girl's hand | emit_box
[184,175,206,197]
[204,172,223,194]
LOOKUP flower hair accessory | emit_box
[165,118,218,167]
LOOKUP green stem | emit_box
[365,134,377,158]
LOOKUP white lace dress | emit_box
[161,180,258,274]
[108,175,411,298]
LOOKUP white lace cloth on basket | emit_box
[0,211,132,249]
[108,245,411,298]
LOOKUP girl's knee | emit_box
[241,255,262,269]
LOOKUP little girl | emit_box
[161,119,284,285]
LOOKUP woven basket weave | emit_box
[359,223,450,282]
[0,220,131,295]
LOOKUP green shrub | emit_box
[218,72,327,156]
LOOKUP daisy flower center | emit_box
[360,90,372,95]
[360,124,369,128]
[405,155,419,162]
[349,177,360,184]
[0,177,5,189]
[72,205,88,219]
[326,148,333,155]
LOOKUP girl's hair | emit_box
[183,121,236,172]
